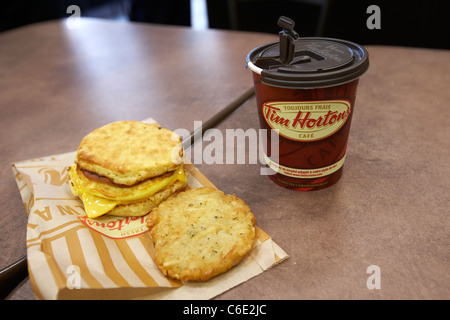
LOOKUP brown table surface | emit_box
[0,18,275,300]
[196,45,450,300]
[1,19,449,300]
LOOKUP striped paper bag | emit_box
[13,151,288,300]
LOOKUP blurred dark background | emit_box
[0,0,449,49]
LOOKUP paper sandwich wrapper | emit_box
[12,121,288,300]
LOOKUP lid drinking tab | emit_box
[277,16,299,65]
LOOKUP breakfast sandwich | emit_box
[68,121,187,218]
[147,187,256,281]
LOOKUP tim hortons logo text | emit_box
[78,215,148,239]
[262,100,351,142]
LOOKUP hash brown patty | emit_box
[147,187,256,281]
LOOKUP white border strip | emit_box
[247,61,263,75]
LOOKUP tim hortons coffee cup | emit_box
[246,16,369,191]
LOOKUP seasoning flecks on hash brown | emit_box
[146,187,256,281]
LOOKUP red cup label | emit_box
[262,100,351,142]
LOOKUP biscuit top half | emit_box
[75,121,184,186]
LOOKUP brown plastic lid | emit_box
[246,16,369,88]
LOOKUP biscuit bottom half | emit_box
[107,180,187,217]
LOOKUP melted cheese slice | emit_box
[68,165,186,218]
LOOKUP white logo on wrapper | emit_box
[66,265,81,289]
